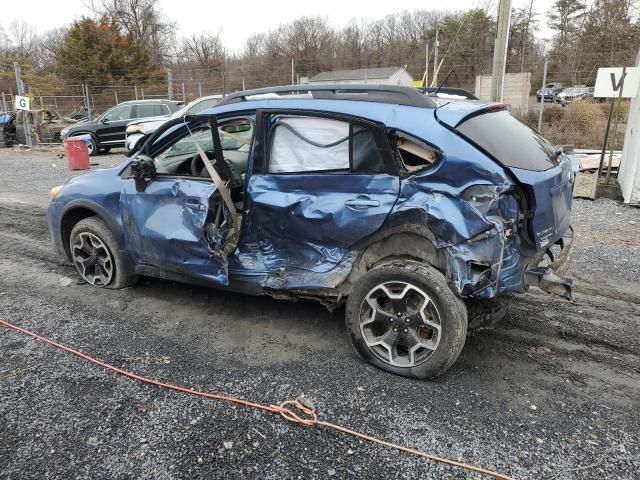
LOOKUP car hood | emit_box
[127,115,172,127]
[64,120,99,133]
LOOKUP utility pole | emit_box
[114,89,119,104]
[433,29,439,86]
[167,67,174,100]
[491,0,512,102]
[242,79,246,91]
[181,82,186,102]
[1,92,7,112]
[85,84,91,121]
[291,58,295,85]
[135,85,139,100]
[424,42,429,87]
[537,57,548,132]
[198,82,202,97]
[14,62,32,147]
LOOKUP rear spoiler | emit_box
[435,102,509,129]
[419,87,478,100]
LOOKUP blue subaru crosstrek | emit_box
[48,85,575,379]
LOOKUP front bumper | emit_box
[125,133,144,152]
[525,226,574,299]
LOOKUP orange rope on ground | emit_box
[0,319,514,480]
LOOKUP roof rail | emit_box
[217,84,437,108]
[419,87,478,100]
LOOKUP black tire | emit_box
[69,216,138,289]
[85,135,98,156]
[99,147,111,153]
[71,133,98,156]
[345,261,467,379]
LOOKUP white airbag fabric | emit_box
[270,117,349,173]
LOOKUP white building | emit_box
[304,67,414,86]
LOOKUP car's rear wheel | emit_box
[69,217,137,289]
[345,261,467,379]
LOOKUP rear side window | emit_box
[136,103,168,118]
[270,117,349,173]
[268,116,391,174]
[457,110,556,171]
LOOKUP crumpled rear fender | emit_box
[389,150,524,299]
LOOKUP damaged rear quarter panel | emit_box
[389,123,525,299]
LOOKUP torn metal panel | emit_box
[120,178,229,285]
[244,173,399,273]
[387,141,522,299]
[525,266,573,300]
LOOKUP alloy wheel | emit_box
[71,231,114,286]
[359,281,441,367]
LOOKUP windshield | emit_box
[169,97,221,120]
[154,120,253,174]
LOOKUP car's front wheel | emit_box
[345,261,467,379]
[69,217,137,289]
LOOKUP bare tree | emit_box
[9,19,37,57]
[182,32,226,77]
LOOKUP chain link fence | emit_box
[1,51,633,154]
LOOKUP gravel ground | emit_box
[0,146,639,479]
[0,146,127,197]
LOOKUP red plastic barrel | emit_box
[63,137,90,170]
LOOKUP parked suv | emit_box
[125,95,223,153]
[47,85,575,379]
[555,85,595,106]
[536,83,564,102]
[60,99,182,155]
[0,111,16,147]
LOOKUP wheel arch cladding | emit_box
[340,226,447,293]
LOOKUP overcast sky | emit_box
[3,0,557,50]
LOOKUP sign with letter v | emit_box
[594,67,639,98]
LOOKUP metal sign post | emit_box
[594,67,637,184]
[606,70,627,183]
[13,62,32,147]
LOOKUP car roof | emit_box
[118,99,181,105]
[218,84,436,108]
[205,94,494,141]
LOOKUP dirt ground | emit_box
[0,146,639,479]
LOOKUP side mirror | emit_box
[130,156,157,192]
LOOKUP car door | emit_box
[97,104,135,145]
[120,116,233,285]
[242,110,400,273]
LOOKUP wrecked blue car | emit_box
[48,85,574,379]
